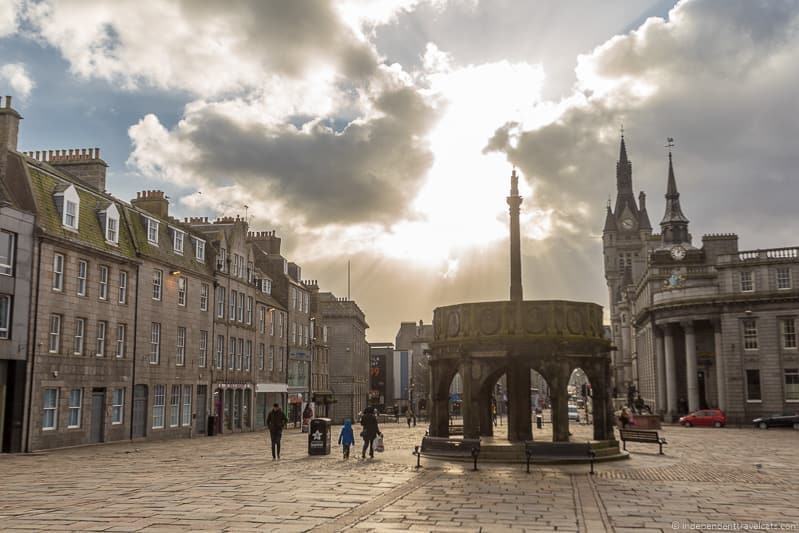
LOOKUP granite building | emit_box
[318,293,369,423]
[0,97,35,452]
[0,96,295,450]
[604,134,799,423]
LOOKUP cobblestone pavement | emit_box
[1,419,797,532]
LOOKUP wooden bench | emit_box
[619,429,667,455]
[524,442,596,475]
[413,436,481,471]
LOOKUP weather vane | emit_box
[665,137,675,150]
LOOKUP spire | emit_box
[638,191,652,230]
[613,130,636,217]
[619,126,628,163]
[660,144,690,245]
[603,199,617,232]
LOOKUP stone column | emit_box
[713,320,727,412]
[664,324,678,417]
[683,321,699,413]
[460,356,480,439]
[654,327,667,414]
[621,317,632,385]
[506,360,531,442]
[429,361,449,437]
[479,387,493,437]
[591,356,614,441]
[550,365,570,442]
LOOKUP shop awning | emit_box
[256,383,288,393]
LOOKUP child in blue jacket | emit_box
[338,419,356,459]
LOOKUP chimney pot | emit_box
[4,95,10,108]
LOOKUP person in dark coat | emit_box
[360,407,382,459]
[266,403,287,460]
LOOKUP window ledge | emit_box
[746,399,763,403]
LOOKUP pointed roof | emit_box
[660,152,689,225]
[619,134,628,163]
[638,191,652,230]
[603,201,617,232]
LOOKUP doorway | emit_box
[698,371,707,410]
[196,385,207,434]
[132,385,148,438]
[90,389,106,443]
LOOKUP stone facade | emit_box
[603,135,799,424]
[0,97,303,451]
[0,107,35,451]
[318,293,369,423]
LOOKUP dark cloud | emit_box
[175,86,438,225]
[488,0,799,249]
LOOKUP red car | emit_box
[679,409,726,427]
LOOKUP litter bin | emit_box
[308,418,332,455]
[207,415,217,436]
[536,415,543,429]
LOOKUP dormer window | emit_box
[99,203,120,245]
[146,217,159,245]
[217,247,227,271]
[194,238,205,261]
[172,228,185,255]
[54,184,80,230]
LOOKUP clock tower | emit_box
[602,133,654,389]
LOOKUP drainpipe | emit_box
[23,236,43,453]
[129,264,140,441]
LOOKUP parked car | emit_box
[568,405,580,423]
[752,413,799,429]
[679,409,727,427]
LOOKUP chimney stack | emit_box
[0,95,22,180]
[47,147,108,192]
[131,190,169,219]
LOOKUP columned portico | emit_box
[663,324,678,417]
[683,321,699,412]
[713,320,727,412]
[654,327,667,413]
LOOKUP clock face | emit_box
[621,217,635,230]
[670,245,687,261]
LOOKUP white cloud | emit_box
[0,0,19,37]
[0,63,35,99]
[24,0,379,97]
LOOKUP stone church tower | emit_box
[602,134,657,390]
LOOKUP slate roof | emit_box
[25,163,137,260]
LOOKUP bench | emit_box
[619,429,667,455]
[413,436,481,471]
[524,442,596,475]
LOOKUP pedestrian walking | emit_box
[266,403,287,460]
[491,403,498,426]
[406,408,413,428]
[360,406,382,459]
[338,419,356,459]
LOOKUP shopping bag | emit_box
[374,434,385,453]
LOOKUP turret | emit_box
[660,150,690,245]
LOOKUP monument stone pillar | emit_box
[506,360,531,442]
[460,356,480,439]
[507,169,523,302]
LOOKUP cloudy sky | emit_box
[2,0,799,341]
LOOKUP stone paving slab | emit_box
[1,422,799,532]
